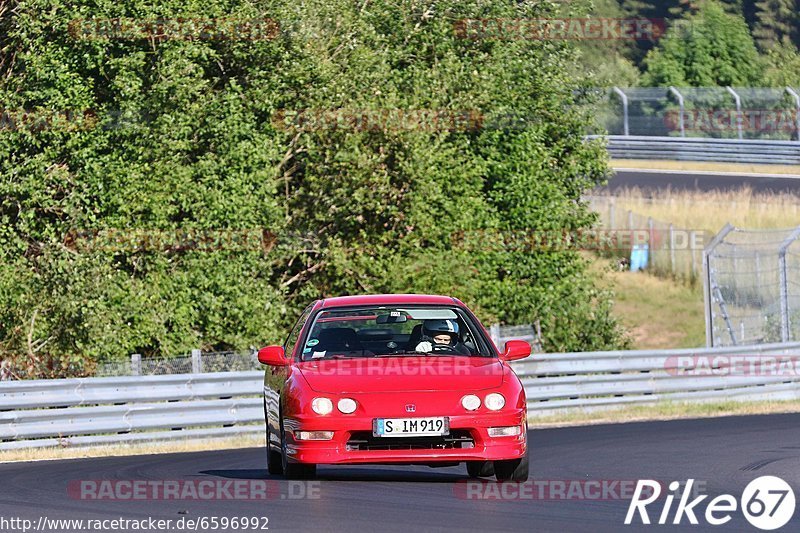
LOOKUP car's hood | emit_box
[297,356,506,393]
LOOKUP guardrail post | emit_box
[778,226,800,342]
[704,223,735,347]
[192,349,203,374]
[131,354,141,376]
[786,87,800,142]
[668,86,685,137]
[612,87,629,136]
[725,87,743,140]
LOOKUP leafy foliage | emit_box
[753,0,799,50]
[0,0,631,376]
[642,1,764,86]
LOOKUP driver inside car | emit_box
[414,319,470,354]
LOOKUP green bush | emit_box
[0,0,629,377]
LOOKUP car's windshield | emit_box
[300,305,492,360]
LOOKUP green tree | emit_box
[763,42,800,85]
[0,0,629,377]
[753,0,798,50]
[642,0,764,86]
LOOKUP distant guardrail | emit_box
[5,338,798,450]
[513,341,800,416]
[591,135,800,165]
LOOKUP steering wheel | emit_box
[430,343,460,354]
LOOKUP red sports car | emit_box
[258,294,531,481]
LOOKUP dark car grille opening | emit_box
[346,430,474,451]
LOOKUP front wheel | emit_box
[266,428,283,475]
[493,454,529,482]
[466,461,495,478]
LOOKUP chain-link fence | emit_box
[96,350,260,377]
[595,87,800,140]
[587,196,706,284]
[86,323,544,378]
[705,225,800,347]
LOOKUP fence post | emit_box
[627,210,633,231]
[725,86,743,140]
[690,230,698,277]
[704,223,735,347]
[131,354,141,376]
[609,198,616,229]
[192,349,203,374]
[668,86,685,137]
[490,324,500,349]
[778,226,800,342]
[612,87,629,136]
[786,87,800,142]
[669,224,676,273]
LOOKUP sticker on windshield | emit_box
[311,350,326,359]
[307,338,319,347]
[303,347,312,353]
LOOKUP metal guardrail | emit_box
[591,135,800,165]
[512,341,800,416]
[0,372,264,449]
[3,342,800,449]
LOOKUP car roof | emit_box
[318,294,461,309]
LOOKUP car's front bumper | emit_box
[282,410,527,465]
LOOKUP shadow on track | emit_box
[200,467,468,483]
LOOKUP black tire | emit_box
[280,422,317,479]
[265,402,283,476]
[493,454,529,482]
[266,427,284,475]
[466,461,495,478]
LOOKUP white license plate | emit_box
[373,417,449,437]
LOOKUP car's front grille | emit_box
[345,430,474,451]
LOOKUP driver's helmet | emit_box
[423,319,459,343]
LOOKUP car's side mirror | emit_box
[500,340,531,361]
[258,345,289,365]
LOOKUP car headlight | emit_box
[311,397,333,415]
[484,393,506,411]
[337,398,357,414]
[461,394,481,411]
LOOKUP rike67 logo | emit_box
[626,477,795,530]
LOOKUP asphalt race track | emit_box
[1,414,799,532]
[604,169,800,193]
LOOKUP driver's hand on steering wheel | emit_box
[415,341,432,352]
